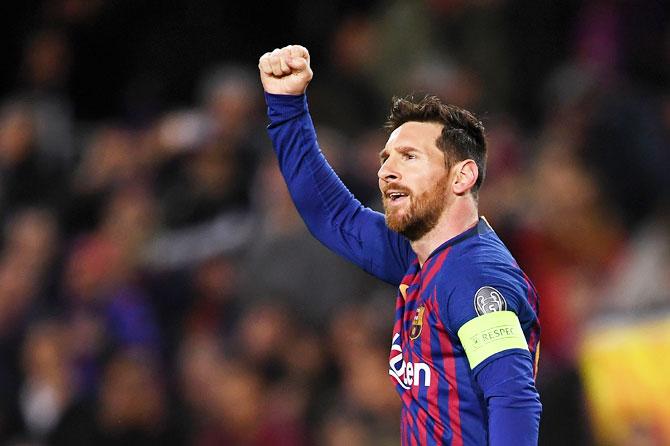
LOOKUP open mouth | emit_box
[389,192,407,201]
[386,191,409,205]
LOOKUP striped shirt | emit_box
[265,93,541,445]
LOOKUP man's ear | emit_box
[452,160,478,195]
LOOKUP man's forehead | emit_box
[386,121,443,148]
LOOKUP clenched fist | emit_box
[258,45,313,95]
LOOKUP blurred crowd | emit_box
[0,0,668,445]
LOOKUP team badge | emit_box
[474,286,507,315]
[409,305,426,340]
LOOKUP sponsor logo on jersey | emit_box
[389,333,431,389]
[474,286,507,315]
[409,305,425,340]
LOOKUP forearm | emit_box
[265,93,409,284]
[266,93,359,237]
[476,352,542,445]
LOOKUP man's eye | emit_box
[404,154,416,160]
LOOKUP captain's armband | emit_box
[457,311,528,369]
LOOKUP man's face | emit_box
[378,121,451,241]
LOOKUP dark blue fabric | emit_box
[476,351,542,445]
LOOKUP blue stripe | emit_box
[411,403,421,444]
[395,305,404,322]
[425,413,438,446]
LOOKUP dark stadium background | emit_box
[0,1,668,445]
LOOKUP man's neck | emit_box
[411,197,479,267]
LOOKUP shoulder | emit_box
[434,236,532,333]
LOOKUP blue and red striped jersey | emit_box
[388,219,540,445]
[265,93,541,445]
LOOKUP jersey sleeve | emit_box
[265,93,411,286]
[476,352,542,446]
[439,267,541,445]
[440,264,533,370]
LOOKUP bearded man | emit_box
[258,44,541,446]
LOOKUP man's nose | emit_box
[378,157,400,182]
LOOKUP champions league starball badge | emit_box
[474,286,507,315]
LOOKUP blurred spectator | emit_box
[17,28,75,166]
[17,319,73,443]
[301,300,400,446]
[512,143,625,445]
[403,55,484,112]
[198,64,262,143]
[597,207,670,314]
[59,184,161,397]
[0,258,48,442]
[308,12,387,135]
[0,208,60,443]
[426,0,514,112]
[50,347,183,445]
[517,143,625,367]
[182,341,309,446]
[170,254,245,364]
[242,154,382,327]
[0,100,67,219]
[67,125,148,235]
[150,66,264,233]
[583,88,669,228]
[318,410,375,446]
[176,333,223,421]
[2,206,60,290]
[476,113,528,236]
[159,140,249,228]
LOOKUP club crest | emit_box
[409,305,426,340]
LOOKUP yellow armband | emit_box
[457,311,528,369]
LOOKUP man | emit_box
[258,45,541,445]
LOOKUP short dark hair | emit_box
[385,95,487,193]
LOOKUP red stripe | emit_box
[403,408,411,446]
[522,271,539,315]
[521,273,541,378]
[421,248,451,287]
[407,410,418,446]
[401,388,414,413]
[433,297,463,446]
[421,300,446,443]
[413,373,428,445]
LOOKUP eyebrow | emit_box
[379,146,419,159]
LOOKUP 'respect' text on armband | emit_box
[457,311,528,369]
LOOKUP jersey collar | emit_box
[423,216,493,264]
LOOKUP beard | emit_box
[382,173,450,241]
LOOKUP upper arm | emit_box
[440,267,534,374]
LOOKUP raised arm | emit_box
[258,45,411,285]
